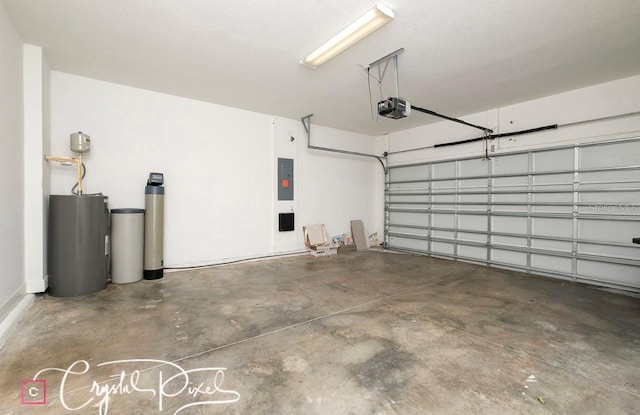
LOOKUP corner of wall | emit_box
[0,0,27,318]
[23,44,48,293]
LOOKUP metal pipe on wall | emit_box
[301,114,386,170]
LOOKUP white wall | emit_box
[23,44,50,293]
[386,74,640,166]
[50,73,381,267]
[50,59,640,273]
[295,121,382,245]
[0,1,25,318]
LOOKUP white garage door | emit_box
[385,137,640,291]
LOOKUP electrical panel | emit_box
[278,158,294,200]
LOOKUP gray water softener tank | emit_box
[48,194,109,297]
[144,172,164,280]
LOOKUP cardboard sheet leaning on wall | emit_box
[350,220,369,251]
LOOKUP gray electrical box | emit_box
[277,158,294,200]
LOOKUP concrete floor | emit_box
[1,250,639,414]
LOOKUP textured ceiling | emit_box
[4,0,640,135]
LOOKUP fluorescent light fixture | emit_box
[300,4,394,69]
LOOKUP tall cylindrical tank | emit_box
[144,173,164,279]
[111,208,145,284]
[48,194,109,297]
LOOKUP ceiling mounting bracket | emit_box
[301,114,312,137]
[368,48,405,98]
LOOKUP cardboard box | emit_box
[310,245,338,257]
[303,224,339,256]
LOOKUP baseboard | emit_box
[26,275,48,293]
[0,293,35,350]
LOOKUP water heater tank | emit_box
[70,132,91,153]
[48,194,109,297]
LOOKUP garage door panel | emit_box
[493,216,527,234]
[531,239,572,252]
[493,177,528,188]
[432,213,455,228]
[389,226,429,237]
[493,235,527,247]
[389,211,427,226]
[459,159,487,177]
[458,245,487,260]
[578,220,638,243]
[492,249,527,266]
[578,243,639,259]
[459,204,488,212]
[389,182,429,193]
[389,195,429,205]
[388,236,427,251]
[492,193,528,204]
[533,172,574,185]
[531,254,572,273]
[432,241,455,255]
[577,260,640,288]
[459,178,487,189]
[433,180,455,190]
[433,162,455,178]
[532,204,573,214]
[580,141,640,170]
[581,169,640,184]
[534,192,573,204]
[459,232,486,243]
[493,154,528,174]
[532,218,572,238]
[579,192,640,205]
[390,165,429,181]
[492,204,528,213]
[459,194,488,204]
[433,196,456,207]
[432,230,454,239]
[533,148,573,171]
[459,215,487,232]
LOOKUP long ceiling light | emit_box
[300,4,394,69]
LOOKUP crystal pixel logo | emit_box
[21,379,46,405]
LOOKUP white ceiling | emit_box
[4,0,640,135]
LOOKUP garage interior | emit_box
[1,1,639,414]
